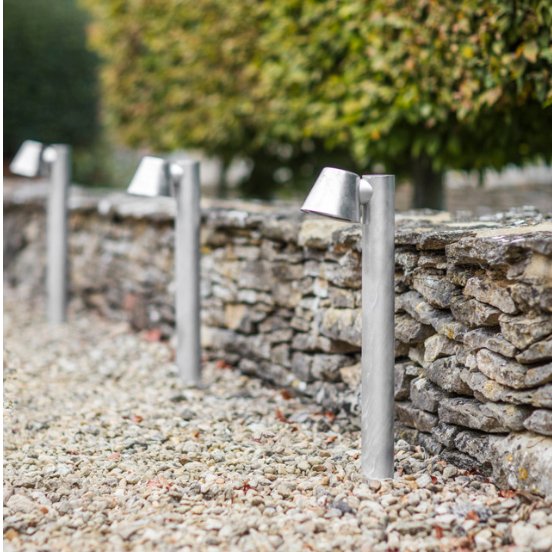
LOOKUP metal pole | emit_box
[47,145,70,324]
[174,160,202,384]
[361,174,395,479]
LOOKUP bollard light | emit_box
[302,168,395,480]
[128,156,201,385]
[10,140,71,324]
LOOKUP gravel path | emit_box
[4,291,552,551]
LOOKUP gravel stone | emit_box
[4,290,552,551]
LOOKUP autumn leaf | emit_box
[143,328,162,342]
[434,525,444,539]
[215,359,232,370]
[275,408,289,423]
[280,389,293,400]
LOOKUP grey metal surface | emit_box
[127,156,171,197]
[300,167,361,223]
[9,140,43,177]
[360,174,395,479]
[174,160,202,385]
[47,145,70,324]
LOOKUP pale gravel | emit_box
[3,290,552,551]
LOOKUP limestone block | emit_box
[395,313,434,345]
[499,313,552,350]
[464,275,517,314]
[324,250,361,289]
[425,357,473,395]
[432,422,460,447]
[410,377,450,413]
[291,332,358,354]
[396,291,468,340]
[516,337,552,364]
[424,334,462,363]
[450,297,501,328]
[523,410,552,436]
[476,349,552,390]
[412,270,460,308]
[319,308,361,347]
[463,328,517,358]
[461,370,552,408]
[327,287,357,309]
[452,430,552,497]
[395,248,418,272]
[395,402,438,433]
[340,363,360,389]
[417,252,448,269]
[298,219,347,249]
[311,354,353,382]
[395,361,420,400]
[438,397,531,433]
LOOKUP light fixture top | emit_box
[127,156,172,197]
[9,140,45,177]
[301,167,362,223]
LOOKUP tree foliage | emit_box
[4,0,100,157]
[84,0,552,205]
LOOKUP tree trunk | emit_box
[217,158,230,199]
[411,158,445,210]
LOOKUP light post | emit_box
[10,140,71,324]
[127,156,201,385]
[301,168,395,480]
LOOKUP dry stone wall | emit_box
[4,184,552,496]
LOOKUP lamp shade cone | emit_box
[301,167,361,223]
[127,156,171,197]
[10,140,44,177]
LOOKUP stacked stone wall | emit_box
[4,184,552,495]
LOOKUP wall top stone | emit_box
[5,182,551,252]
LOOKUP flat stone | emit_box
[452,430,552,497]
[476,348,552,390]
[395,313,434,345]
[461,370,552,408]
[411,271,460,308]
[395,361,419,400]
[319,308,361,347]
[432,422,461,447]
[410,377,450,413]
[291,332,358,354]
[339,363,360,389]
[463,328,518,358]
[438,397,530,433]
[475,349,526,389]
[450,297,501,328]
[523,410,552,436]
[464,276,517,314]
[396,291,468,339]
[395,402,438,432]
[499,313,552,350]
[516,337,552,365]
[310,353,353,382]
[423,334,462,363]
[425,357,473,395]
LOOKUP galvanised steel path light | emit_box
[302,168,395,480]
[10,140,71,324]
[128,156,201,385]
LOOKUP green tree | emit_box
[84,0,552,207]
[252,0,552,208]
[4,0,100,162]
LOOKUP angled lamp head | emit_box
[127,156,172,197]
[301,167,362,223]
[10,140,45,177]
